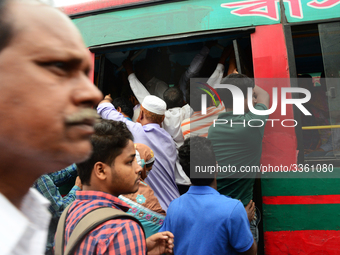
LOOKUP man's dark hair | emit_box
[179,136,215,186]
[163,87,184,109]
[0,0,14,53]
[219,73,254,108]
[112,97,134,119]
[77,119,134,185]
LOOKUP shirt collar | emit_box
[218,110,233,118]
[0,188,51,254]
[76,190,131,212]
[143,123,161,131]
[187,186,219,195]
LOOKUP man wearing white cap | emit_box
[97,95,180,211]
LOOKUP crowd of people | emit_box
[0,0,271,254]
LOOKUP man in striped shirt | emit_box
[180,46,236,139]
[61,119,174,254]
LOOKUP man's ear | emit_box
[93,162,108,181]
[137,109,144,123]
[117,107,122,113]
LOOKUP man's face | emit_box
[0,2,102,173]
[108,140,142,196]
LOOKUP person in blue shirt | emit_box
[159,136,257,255]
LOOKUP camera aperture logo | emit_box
[197,82,222,114]
[198,83,312,128]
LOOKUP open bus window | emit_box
[92,33,253,100]
[292,22,340,162]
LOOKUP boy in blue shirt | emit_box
[159,136,257,255]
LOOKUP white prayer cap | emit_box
[142,95,167,115]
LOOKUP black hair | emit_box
[112,97,134,119]
[163,87,184,109]
[0,0,14,53]
[179,136,215,186]
[219,73,254,108]
[76,119,134,185]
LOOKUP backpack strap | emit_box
[55,205,145,255]
[55,203,73,255]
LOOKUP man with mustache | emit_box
[0,0,102,254]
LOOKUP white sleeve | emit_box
[207,63,225,88]
[128,73,150,104]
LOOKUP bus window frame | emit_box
[284,19,340,166]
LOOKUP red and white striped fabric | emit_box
[181,103,225,139]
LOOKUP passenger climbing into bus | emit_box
[208,73,270,244]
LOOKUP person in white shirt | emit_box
[0,0,102,254]
[181,46,237,139]
[123,45,234,194]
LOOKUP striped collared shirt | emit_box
[62,190,146,255]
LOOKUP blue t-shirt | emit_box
[159,186,253,255]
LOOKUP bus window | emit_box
[92,32,254,105]
[291,23,340,164]
[319,22,340,160]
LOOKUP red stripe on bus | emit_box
[265,230,340,254]
[263,195,340,205]
[60,0,165,15]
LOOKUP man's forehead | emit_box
[8,1,89,59]
[123,140,136,157]
[10,1,83,41]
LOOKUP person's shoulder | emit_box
[97,218,144,235]
[254,103,268,110]
[214,195,243,212]
[166,195,187,214]
[216,193,239,203]
[165,107,181,116]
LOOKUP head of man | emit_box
[135,143,155,180]
[112,97,134,119]
[137,95,166,126]
[77,120,142,196]
[179,136,216,186]
[219,73,255,113]
[0,0,102,198]
[163,87,184,109]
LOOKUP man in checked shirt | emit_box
[60,119,174,254]
[33,164,82,255]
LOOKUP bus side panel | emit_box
[252,24,340,254]
[251,24,296,169]
[265,230,340,254]
[251,24,295,255]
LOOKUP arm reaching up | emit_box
[207,45,233,88]
[123,59,150,104]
